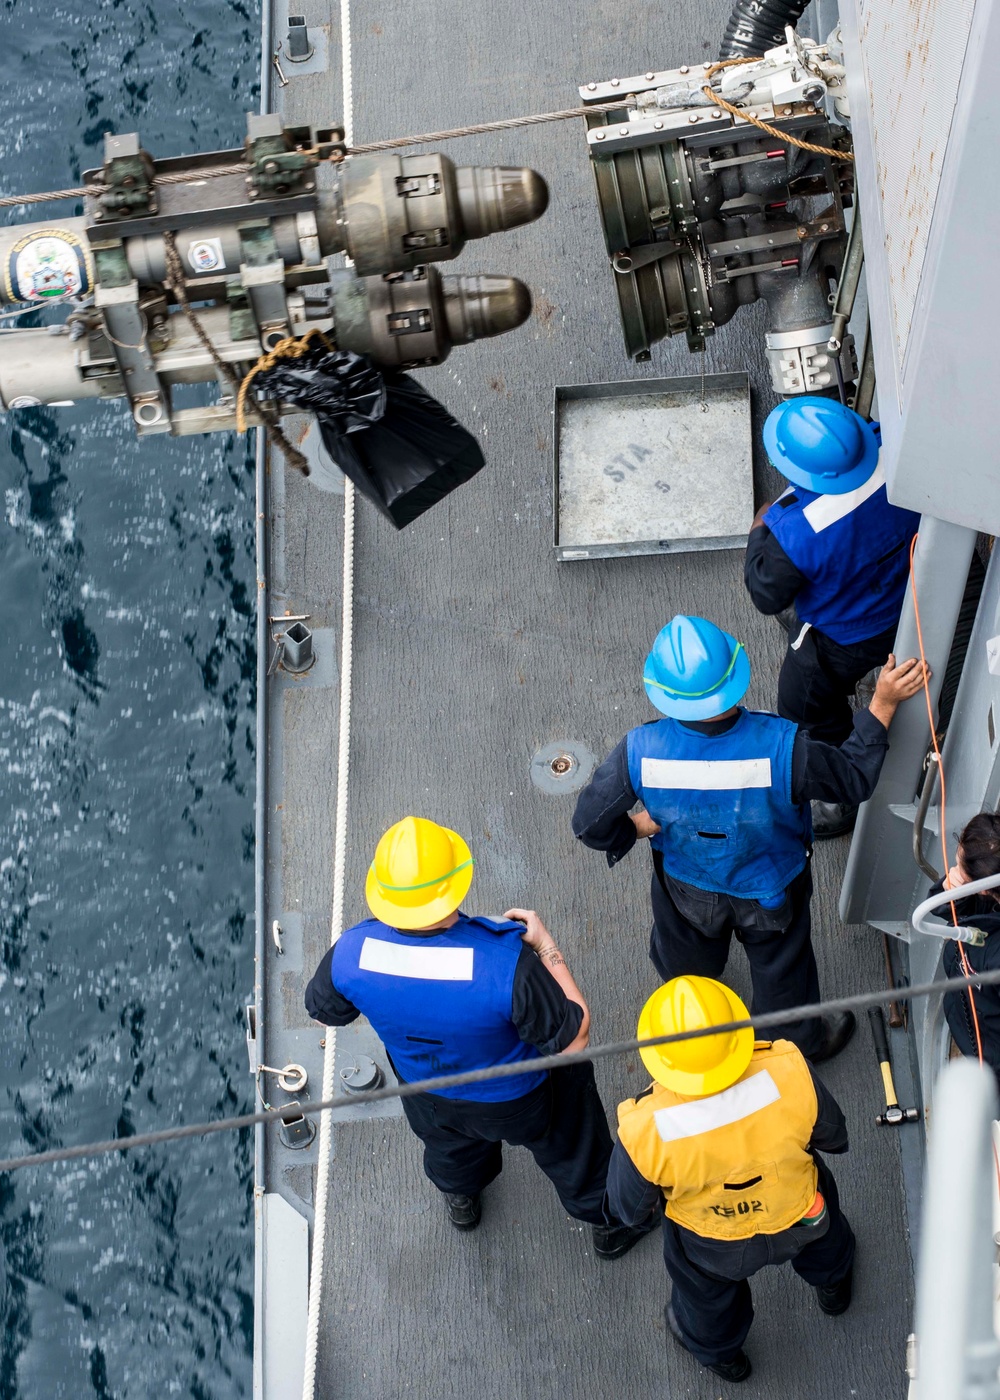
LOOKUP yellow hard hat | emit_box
[637,976,754,1097]
[365,816,474,929]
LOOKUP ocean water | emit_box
[0,4,260,1395]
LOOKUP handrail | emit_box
[912,752,941,883]
[911,872,1000,940]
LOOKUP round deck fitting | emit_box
[340,1055,385,1093]
[529,740,597,796]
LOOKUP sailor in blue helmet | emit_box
[744,397,920,838]
[572,615,928,1061]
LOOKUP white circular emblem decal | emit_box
[6,230,92,303]
[187,238,225,274]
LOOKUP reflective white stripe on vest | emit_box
[653,1070,781,1141]
[801,463,886,533]
[358,936,474,981]
[640,756,772,791]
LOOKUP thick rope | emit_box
[701,55,853,161]
[234,328,331,433]
[702,88,854,160]
[161,230,310,475]
[301,3,355,1393]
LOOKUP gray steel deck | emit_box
[263,1,913,1394]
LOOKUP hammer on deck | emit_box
[868,1006,919,1126]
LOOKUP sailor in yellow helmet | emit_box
[305,815,650,1258]
[608,976,855,1384]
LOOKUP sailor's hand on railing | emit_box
[870,654,930,729]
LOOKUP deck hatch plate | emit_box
[552,372,753,561]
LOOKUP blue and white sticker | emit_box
[186,237,225,274]
[5,230,92,303]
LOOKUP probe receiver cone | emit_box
[441,274,532,343]
[454,165,549,240]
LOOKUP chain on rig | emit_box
[0,114,548,436]
[582,27,858,398]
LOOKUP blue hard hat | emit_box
[763,397,880,495]
[643,615,751,720]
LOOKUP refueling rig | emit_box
[582,26,860,399]
[0,30,868,441]
[0,116,547,435]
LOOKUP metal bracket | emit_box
[239,223,290,348]
[244,113,346,201]
[92,242,170,433]
[91,132,157,225]
[611,240,684,274]
[716,256,799,282]
[707,228,802,259]
[396,173,442,198]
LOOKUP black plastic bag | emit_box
[252,345,386,431]
[253,344,485,529]
[319,373,486,530]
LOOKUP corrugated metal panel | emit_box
[857,0,977,385]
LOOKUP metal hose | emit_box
[720,0,812,59]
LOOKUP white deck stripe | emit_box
[641,756,772,790]
[801,463,885,533]
[359,936,474,981]
[654,1070,781,1141]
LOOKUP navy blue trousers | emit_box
[777,621,896,745]
[398,1061,613,1224]
[649,859,823,1057]
[663,1160,855,1366]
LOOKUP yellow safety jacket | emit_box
[616,1040,819,1241]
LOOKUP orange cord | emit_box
[908,533,985,1064]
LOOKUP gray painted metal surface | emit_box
[553,373,752,560]
[840,520,981,1123]
[840,0,1000,533]
[256,0,916,1395]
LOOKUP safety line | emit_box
[300,4,355,1397]
[3,966,999,1177]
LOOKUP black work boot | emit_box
[810,1011,857,1064]
[816,1264,854,1315]
[591,1218,654,1260]
[444,1192,482,1231]
[665,1306,752,1382]
[811,800,858,840]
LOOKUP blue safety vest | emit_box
[330,913,547,1101]
[764,466,920,646]
[626,709,809,901]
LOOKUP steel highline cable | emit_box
[1,965,995,1176]
[0,79,850,211]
